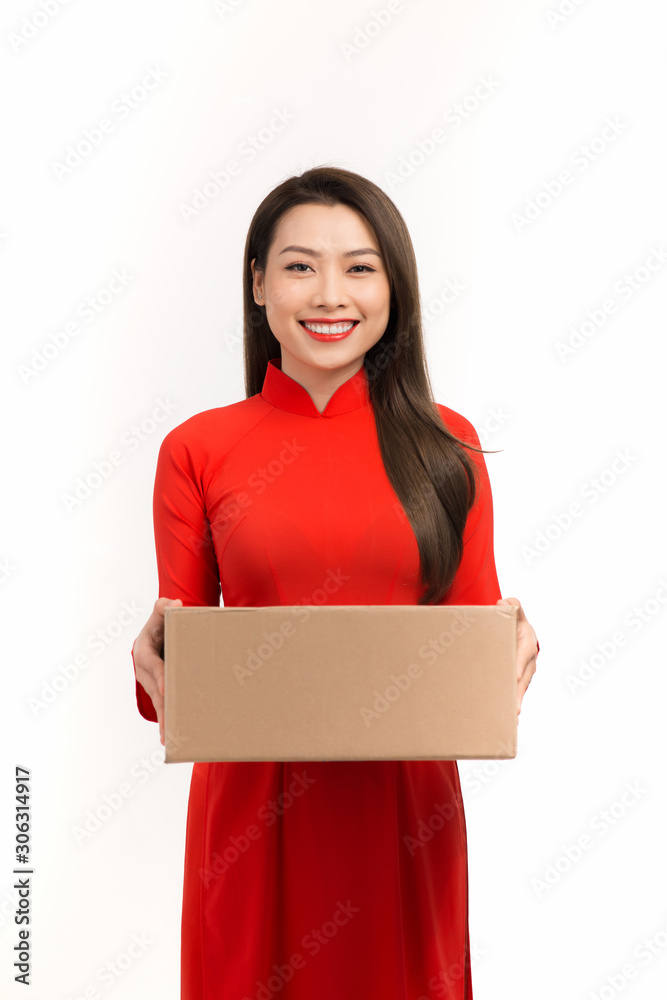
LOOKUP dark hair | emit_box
[242,166,499,605]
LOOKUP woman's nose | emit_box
[311,268,349,307]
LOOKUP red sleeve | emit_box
[437,408,502,606]
[133,422,221,722]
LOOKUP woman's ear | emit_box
[250,259,264,303]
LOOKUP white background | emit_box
[1,0,666,997]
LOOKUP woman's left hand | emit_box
[496,597,539,717]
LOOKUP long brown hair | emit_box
[242,166,499,605]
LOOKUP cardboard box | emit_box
[163,604,518,763]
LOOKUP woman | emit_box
[131,166,539,999]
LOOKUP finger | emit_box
[498,596,528,638]
[152,685,165,725]
[134,649,166,703]
[141,603,171,749]
[517,660,536,707]
[154,595,183,612]
[133,631,167,734]
[137,624,164,671]
[148,598,183,650]
[136,640,165,684]
[497,596,521,608]
[136,640,165,672]
[134,652,164,718]
[154,596,183,622]
[516,623,538,680]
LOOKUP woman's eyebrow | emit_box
[278,245,381,258]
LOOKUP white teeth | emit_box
[302,322,356,335]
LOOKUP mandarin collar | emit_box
[260,357,370,417]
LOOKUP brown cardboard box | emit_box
[163,604,518,763]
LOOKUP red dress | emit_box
[132,357,501,999]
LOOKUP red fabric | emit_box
[133,357,503,999]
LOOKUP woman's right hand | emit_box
[132,597,183,745]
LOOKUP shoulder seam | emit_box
[202,403,277,506]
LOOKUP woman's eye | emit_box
[285,263,375,273]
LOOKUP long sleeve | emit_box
[438,412,502,606]
[133,422,221,722]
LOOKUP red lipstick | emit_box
[299,319,360,342]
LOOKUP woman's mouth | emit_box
[299,320,359,341]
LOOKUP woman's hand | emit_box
[132,597,183,745]
[496,597,539,717]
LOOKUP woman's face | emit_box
[251,202,392,377]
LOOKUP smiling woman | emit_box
[242,175,485,604]
[249,202,393,411]
[130,164,539,1000]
